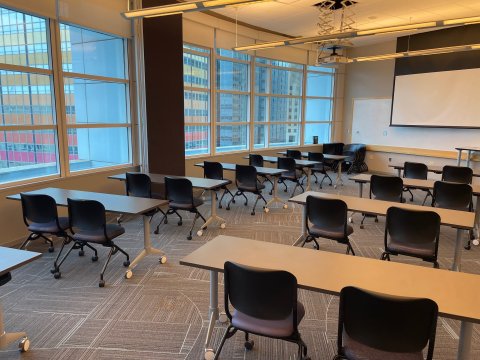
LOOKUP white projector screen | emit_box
[391,68,480,127]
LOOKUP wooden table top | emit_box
[0,247,41,277]
[244,155,320,167]
[109,172,230,190]
[349,174,480,196]
[7,187,167,215]
[277,151,349,161]
[195,162,286,176]
[180,235,480,324]
[289,191,475,229]
[388,163,480,177]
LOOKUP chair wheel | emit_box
[465,245,471,250]
[348,217,353,223]
[125,270,133,279]
[284,189,287,192]
[251,211,255,216]
[54,272,61,279]
[360,225,364,229]
[374,218,379,223]
[50,267,57,274]
[220,223,226,229]
[226,206,230,210]
[123,260,130,267]
[218,204,223,209]
[92,256,98,262]
[160,256,167,264]
[79,250,85,256]
[48,246,54,253]
[164,219,168,224]
[99,280,105,287]
[187,235,192,240]
[264,207,269,213]
[232,199,236,203]
[244,201,248,206]
[244,339,254,350]
[269,191,273,195]
[197,230,203,237]
[154,229,159,234]
[178,221,182,226]
[19,337,30,352]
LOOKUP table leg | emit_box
[305,167,312,191]
[397,168,401,177]
[204,271,220,360]
[473,196,480,245]
[451,228,464,272]
[200,189,226,234]
[293,205,307,246]
[265,175,287,209]
[457,150,463,166]
[457,321,473,360]
[126,215,167,274]
[0,302,28,350]
[334,161,344,189]
[466,150,472,168]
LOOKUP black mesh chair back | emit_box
[442,165,473,184]
[249,154,264,167]
[21,193,59,225]
[235,165,258,189]
[278,156,296,177]
[337,286,438,359]
[224,261,297,323]
[286,149,302,160]
[307,152,324,162]
[370,175,403,202]
[165,177,194,205]
[204,161,224,180]
[433,181,472,211]
[67,198,106,233]
[306,196,348,237]
[404,162,428,180]
[126,172,152,198]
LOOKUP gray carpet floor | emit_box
[1,173,479,359]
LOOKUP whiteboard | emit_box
[351,98,480,151]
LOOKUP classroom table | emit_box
[195,162,288,210]
[389,163,480,177]
[7,188,167,279]
[276,151,349,188]
[349,173,480,244]
[180,235,480,360]
[456,146,480,167]
[109,173,230,236]
[289,191,475,272]
[0,247,41,352]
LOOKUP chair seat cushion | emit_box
[28,217,69,233]
[170,197,203,210]
[310,224,353,242]
[232,302,305,338]
[343,332,423,360]
[72,224,125,244]
[387,240,435,258]
[238,183,265,193]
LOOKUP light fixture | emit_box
[123,0,272,19]
[233,15,480,51]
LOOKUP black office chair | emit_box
[442,165,473,184]
[227,165,267,215]
[203,161,234,208]
[360,175,403,229]
[286,149,308,181]
[64,199,129,287]
[126,172,170,224]
[249,154,274,193]
[156,177,206,240]
[215,261,310,360]
[278,157,304,198]
[308,152,332,188]
[403,162,432,204]
[433,181,474,250]
[381,207,441,268]
[302,196,355,255]
[334,286,438,360]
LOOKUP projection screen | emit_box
[391,68,480,128]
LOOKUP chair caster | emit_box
[154,229,159,234]
[360,225,364,229]
[232,199,236,203]
[125,270,133,279]
[244,339,254,350]
[50,267,57,274]
[123,260,130,267]
[465,244,471,250]
[251,211,255,216]
[269,191,273,195]
[374,218,378,223]
[48,246,54,253]
[187,235,192,240]
[54,271,61,279]
[79,250,85,256]
[197,230,203,237]
[160,256,167,264]
[92,255,98,262]
[164,218,168,224]
[264,207,269,213]
[99,280,105,287]
[218,204,223,209]
[244,201,248,206]
[178,221,183,226]
[348,217,353,223]
[284,189,288,193]
[473,239,480,246]
[226,206,230,210]
[204,349,215,360]
[283,204,288,209]
[220,223,226,229]
[19,337,30,352]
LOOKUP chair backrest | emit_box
[323,142,344,155]
[404,162,428,180]
[67,198,106,232]
[204,161,224,180]
[165,177,194,205]
[338,286,438,359]
[249,154,264,167]
[370,175,403,202]
[235,165,258,189]
[224,261,298,326]
[442,165,473,184]
[286,149,302,160]
[20,193,59,225]
[306,196,347,235]
[385,207,440,250]
[307,152,324,162]
[433,181,472,211]
[278,156,296,177]
[126,172,152,198]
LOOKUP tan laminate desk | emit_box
[388,163,480,177]
[180,235,480,360]
[289,191,475,272]
[456,146,480,167]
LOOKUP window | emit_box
[183,44,210,156]
[215,49,250,153]
[0,8,58,183]
[60,24,131,172]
